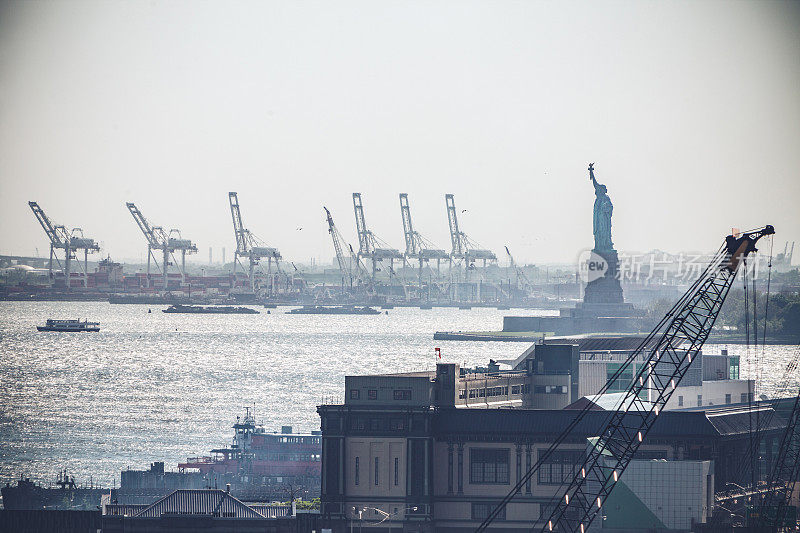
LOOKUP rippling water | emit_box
[0,301,796,491]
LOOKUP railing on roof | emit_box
[181,456,218,464]
[320,395,342,405]
[250,504,291,518]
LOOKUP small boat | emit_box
[286,306,381,315]
[162,304,259,314]
[37,319,100,332]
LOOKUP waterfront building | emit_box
[317,347,786,532]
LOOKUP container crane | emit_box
[476,225,775,533]
[28,201,100,290]
[445,193,496,269]
[126,202,197,290]
[399,193,449,287]
[352,193,403,280]
[228,192,282,293]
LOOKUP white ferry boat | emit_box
[37,319,100,332]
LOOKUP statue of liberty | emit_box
[589,163,614,252]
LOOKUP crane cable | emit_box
[750,237,775,494]
[743,257,756,489]
[747,237,775,493]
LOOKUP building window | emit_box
[472,502,505,521]
[534,385,567,394]
[469,448,510,484]
[607,362,634,392]
[355,456,359,485]
[390,418,405,431]
[741,393,749,403]
[350,389,360,400]
[512,385,521,394]
[678,395,683,407]
[537,450,584,485]
[368,389,377,400]
[394,457,399,486]
[725,394,732,404]
[697,394,703,407]
[393,389,411,400]
[369,418,381,431]
[350,418,365,431]
[730,356,740,380]
[374,457,379,486]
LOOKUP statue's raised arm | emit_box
[589,162,600,191]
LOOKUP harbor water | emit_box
[0,301,797,491]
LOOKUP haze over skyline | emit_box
[1,1,798,265]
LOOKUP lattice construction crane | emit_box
[445,193,496,270]
[476,225,775,533]
[505,245,533,294]
[323,206,371,290]
[325,206,353,288]
[229,192,281,293]
[352,193,403,280]
[126,202,197,290]
[28,202,100,290]
[399,193,449,285]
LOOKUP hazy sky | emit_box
[1,0,798,265]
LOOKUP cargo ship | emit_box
[37,319,100,332]
[287,305,381,315]
[118,409,320,503]
[162,304,259,314]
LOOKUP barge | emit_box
[286,305,381,315]
[163,304,259,314]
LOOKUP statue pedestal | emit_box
[583,249,625,305]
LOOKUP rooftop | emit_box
[431,404,788,439]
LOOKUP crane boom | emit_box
[475,225,775,533]
[445,194,463,257]
[324,206,351,285]
[126,202,162,248]
[229,192,249,256]
[353,193,372,255]
[754,389,800,529]
[505,245,531,291]
[399,193,417,256]
[28,202,68,247]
